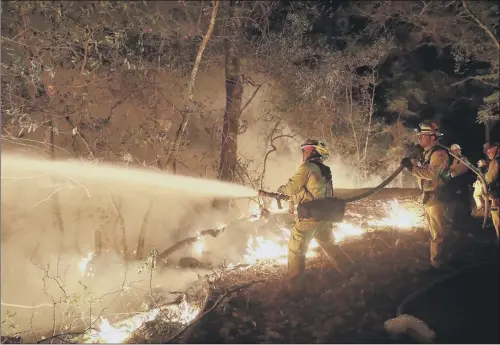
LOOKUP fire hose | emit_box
[259,146,491,231]
[257,164,408,222]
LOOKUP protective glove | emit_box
[277,185,286,194]
[401,157,413,172]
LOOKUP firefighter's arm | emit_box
[279,163,310,196]
[485,159,499,187]
[411,150,448,180]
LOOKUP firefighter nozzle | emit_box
[258,190,290,210]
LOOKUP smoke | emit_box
[1,248,207,341]
[0,153,258,339]
[239,121,384,192]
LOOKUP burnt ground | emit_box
[147,189,499,344]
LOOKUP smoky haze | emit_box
[0,153,258,339]
[0,109,388,339]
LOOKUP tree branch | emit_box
[259,123,300,190]
[450,75,499,88]
[165,0,220,170]
[462,0,500,50]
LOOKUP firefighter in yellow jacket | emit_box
[401,121,457,269]
[483,142,500,239]
[277,139,350,291]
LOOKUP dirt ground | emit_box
[165,190,499,344]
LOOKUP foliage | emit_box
[1,0,498,182]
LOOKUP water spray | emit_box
[1,153,258,199]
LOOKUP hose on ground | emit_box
[397,261,492,317]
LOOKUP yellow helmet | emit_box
[416,120,443,137]
[301,139,329,161]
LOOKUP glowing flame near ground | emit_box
[242,199,422,264]
[367,199,423,228]
[73,198,422,343]
[84,300,200,343]
[78,252,94,275]
[193,241,204,256]
[334,222,364,242]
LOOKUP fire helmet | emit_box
[450,143,461,151]
[415,120,443,137]
[301,139,329,161]
[483,142,499,153]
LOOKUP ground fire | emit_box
[71,196,425,344]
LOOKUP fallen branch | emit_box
[165,280,264,343]
[135,199,154,260]
[158,227,226,260]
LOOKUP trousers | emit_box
[424,199,458,267]
[287,220,348,290]
[473,181,484,209]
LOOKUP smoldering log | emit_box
[158,228,226,261]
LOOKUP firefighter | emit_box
[450,144,470,177]
[483,142,500,239]
[277,139,351,291]
[401,121,458,269]
[449,143,473,223]
[473,160,488,212]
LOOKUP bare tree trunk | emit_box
[135,199,154,260]
[213,0,243,211]
[361,73,377,181]
[218,0,242,183]
[165,0,220,171]
[396,112,403,188]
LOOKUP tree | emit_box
[352,0,499,138]
[218,0,243,183]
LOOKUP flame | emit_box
[367,199,423,228]
[73,199,422,343]
[78,252,94,275]
[242,226,320,264]
[84,300,200,343]
[334,222,364,242]
[241,199,422,264]
[193,242,204,256]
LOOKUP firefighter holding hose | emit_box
[483,142,500,239]
[272,139,351,292]
[400,121,458,269]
